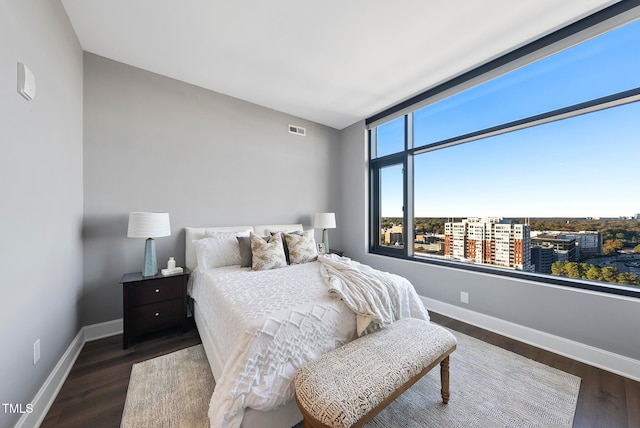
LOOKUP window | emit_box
[368,4,640,297]
[378,163,404,248]
[373,116,405,158]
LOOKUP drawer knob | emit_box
[155,312,160,317]
[155,289,160,293]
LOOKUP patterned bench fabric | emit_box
[294,318,457,428]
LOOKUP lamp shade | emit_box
[127,212,171,238]
[313,213,336,229]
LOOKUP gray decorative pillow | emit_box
[250,232,287,271]
[284,230,318,264]
[237,235,270,268]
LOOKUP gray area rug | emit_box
[122,329,581,427]
[121,345,214,428]
[363,330,581,428]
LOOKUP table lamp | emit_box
[127,212,171,277]
[313,213,336,254]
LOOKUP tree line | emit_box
[512,217,640,243]
[551,260,640,287]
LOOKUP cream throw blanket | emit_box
[318,254,402,336]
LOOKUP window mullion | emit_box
[405,114,414,257]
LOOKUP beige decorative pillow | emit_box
[284,230,318,264]
[266,229,300,264]
[250,232,287,271]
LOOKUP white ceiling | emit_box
[61,0,618,130]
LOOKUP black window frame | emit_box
[369,112,409,256]
[367,0,640,299]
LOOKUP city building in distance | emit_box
[383,216,637,286]
[531,230,603,261]
[444,217,532,271]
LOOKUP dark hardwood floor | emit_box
[41,325,201,428]
[41,314,639,428]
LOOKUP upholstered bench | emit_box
[293,318,457,428]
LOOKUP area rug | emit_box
[121,329,581,427]
[121,345,214,428]
[363,330,581,428]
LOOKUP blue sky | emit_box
[379,18,640,219]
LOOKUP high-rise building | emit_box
[444,218,532,270]
[531,245,555,274]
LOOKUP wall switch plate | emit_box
[460,291,469,304]
[33,339,40,365]
[18,62,36,100]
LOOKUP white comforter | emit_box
[190,260,429,428]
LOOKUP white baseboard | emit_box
[84,318,123,341]
[15,319,123,428]
[423,296,640,382]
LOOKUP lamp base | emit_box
[142,238,158,277]
[322,229,330,254]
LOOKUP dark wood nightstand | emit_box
[329,249,344,257]
[120,269,190,349]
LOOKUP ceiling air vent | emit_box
[288,124,306,136]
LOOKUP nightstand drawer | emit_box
[120,269,190,349]
[130,299,182,334]
[128,276,183,305]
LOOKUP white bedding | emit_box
[190,260,429,428]
[319,253,406,336]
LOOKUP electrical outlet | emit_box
[460,291,469,304]
[33,339,40,365]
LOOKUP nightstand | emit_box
[120,269,190,349]
[329,249,344,257]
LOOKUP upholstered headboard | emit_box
[185,224,303,272]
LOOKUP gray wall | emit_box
[0,1,84,427]
[339,120,640,361]
[82,53,342,325]
[2,4,635,425]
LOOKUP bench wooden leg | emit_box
[440,355,450,404]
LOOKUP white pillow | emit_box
[193,230,250,272]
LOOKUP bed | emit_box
[185,224,430,428]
